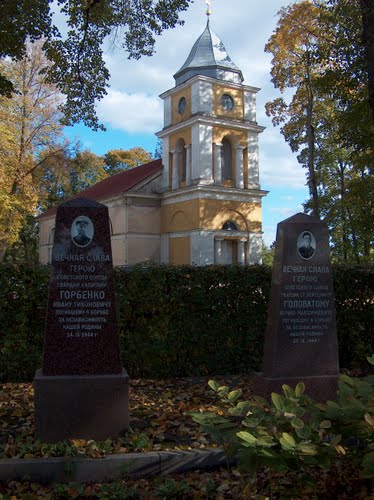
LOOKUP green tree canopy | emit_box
[38,146,154,210]
[0,40,65,255]
[265,0,325,218]
[103,147,153,175]
[0,0,191,130]
[265,0,373,262]
[37,147,107,211]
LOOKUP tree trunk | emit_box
[338,161,348,261]
[306,58,319,219]
[346,208,360,263]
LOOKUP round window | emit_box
[178,97,187,114]
[221,94,235,111]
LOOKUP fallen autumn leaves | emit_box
[1,376,250,459]
[0,376,370,499]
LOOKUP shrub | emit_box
[0,262,372,382]
[116,264,270,378]
[0,262,49,382]
[333,264,374,368]
[189,359,374,493]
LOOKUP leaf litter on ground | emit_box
[0,373,371,499]
[0,375,257,459]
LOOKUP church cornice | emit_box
[156,114,265,138]
[159,74,260,100]
[161,184,268,205]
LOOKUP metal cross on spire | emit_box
[205,0,211,17]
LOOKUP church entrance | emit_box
[221,239,237,264]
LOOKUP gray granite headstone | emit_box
[260,213,339,401]
[34,198,129,442]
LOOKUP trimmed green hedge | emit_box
[0,263,372,382]
[0,263,49,383]
[116,265,270,378]
[333,264,374,369]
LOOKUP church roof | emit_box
[40,159,162,218]
[174,20,243,86]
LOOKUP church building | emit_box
[39,19,268,266]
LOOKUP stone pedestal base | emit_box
[253,373,339,402]
[34,368,129,442]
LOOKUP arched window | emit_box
[181,147,186,181]
[222,220,238,231]
[48,227,55,245]
[221,138,233,180]
[176,138,186,182]
[47,226,55,263]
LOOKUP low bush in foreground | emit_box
[0,368,372,498]
[190,355,374,496]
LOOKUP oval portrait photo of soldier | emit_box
[71,216,94,248]
[297,231,316,259]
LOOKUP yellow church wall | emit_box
[38,217,55,264]
[212,84,243,120]
[222,180,235,188]
[212,127,247,145]
[161,198,200,233]
[127,237,160,264]
[39,245,49,265]
[199,199,262,233]
[106,201,160,235]
[169,128,192,151]
[167,128,192,190]
[111,238,125,267]
[127,205,160,233]
[171,87,192,125]
[39,218,54,245]
[161,198,262,234]
[108,204,125,234]
[169,236,190,265]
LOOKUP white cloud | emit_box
[96,1,291,139]
[262,204,305,246]
[259,126,284,145]
[96,90,163,134]
[103,53,175,95]
[270,206,303,217]
[262,226,277,247]
[260,150,306,190]
[98,0,288,102]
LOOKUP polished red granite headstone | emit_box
[34,198,129,441]
[42,198,122,375]
[259,213,339,401]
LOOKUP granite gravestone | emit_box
[260,213,339,401]
[34,198,129,442]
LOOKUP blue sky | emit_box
[63,0,309,246]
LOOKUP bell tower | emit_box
[157,17,268,265]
